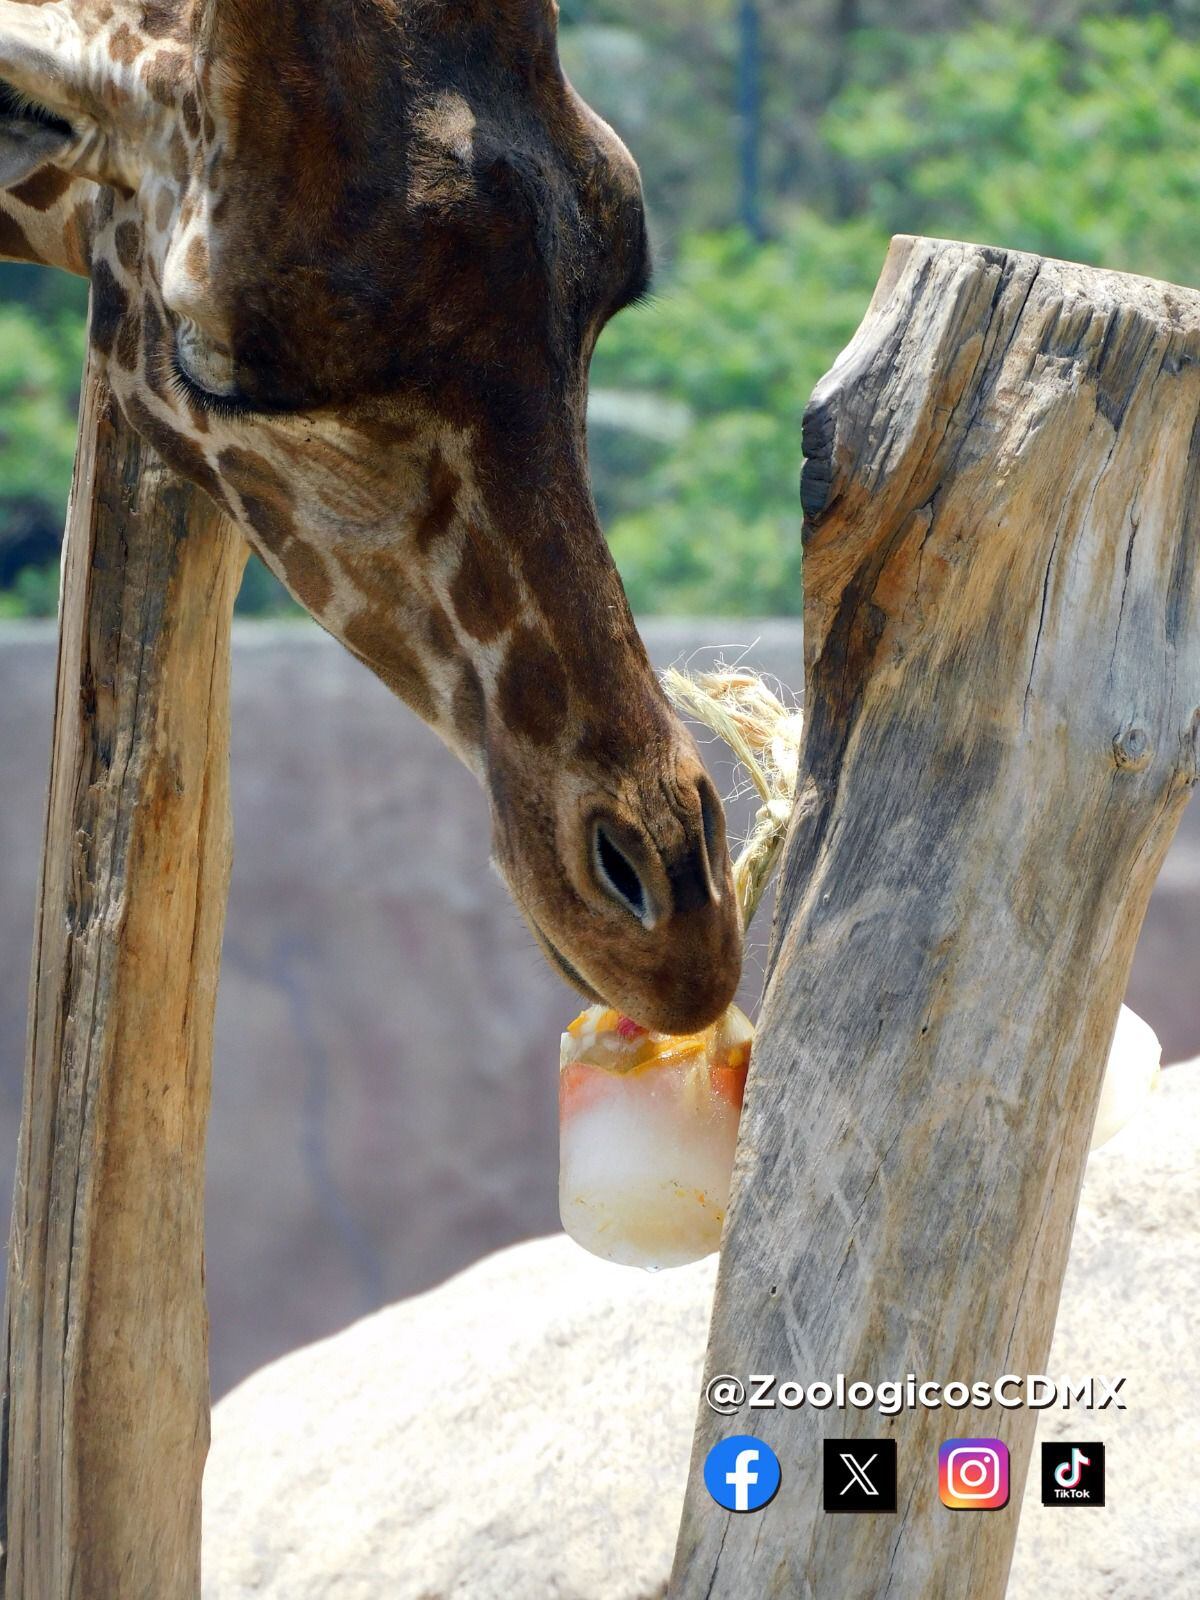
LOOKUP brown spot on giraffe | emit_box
[168,130,188,182]
[333,544,417,608]
[108,24,142,67]
[143,50,185,106]
[217,447,295,551]
[414,451,461,553]
[63,201,94,275]
[347,407,417,451]
[139,2,186,41]
[343,609,437,724]
[0,211,32,262]
[449,521,520,644]
[10,166,73,212]
[115,220,141,272]
[280,542,332,613]
[115,310,141,372]
[424,600,458,661]
[91,260,128,357]
[452,663,487,751]
[139,292,166,390]
[103,84,134,123]
[181,92,201,141]
[496,627,569,748]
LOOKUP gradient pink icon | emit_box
[938,1438,1010,1510]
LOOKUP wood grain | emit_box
[0,344,244,1598]
[671,236,1200,1598]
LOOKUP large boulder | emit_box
[204,1063,1199,1599]
[204,1234,710,1600]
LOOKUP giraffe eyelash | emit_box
[167,350,261,422]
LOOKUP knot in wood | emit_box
[1112,723,1153,772]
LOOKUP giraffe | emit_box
[0,0,744,1034]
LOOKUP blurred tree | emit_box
[824,16,1200,285]
[591,214,886,614]
[735,0,765,239]
[6,5,1200,619]
[0,298,84,592]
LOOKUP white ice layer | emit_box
[559,1067,741,1270]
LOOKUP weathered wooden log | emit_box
[671,236,1200,1598]
[0,343,244,1597]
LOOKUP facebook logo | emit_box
[703,1435,782,1513]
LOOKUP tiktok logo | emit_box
[703,1435,782,1513]
[1041,1441,1106,1506]
[1054,1448,1090,1489]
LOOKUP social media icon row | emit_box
[704,1436,1105,1513]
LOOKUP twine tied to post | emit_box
[661,666,804,929]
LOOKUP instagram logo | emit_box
[938,1439,1010,1510]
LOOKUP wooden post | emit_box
[0,344,244,1597]
[671,237,1200,1597]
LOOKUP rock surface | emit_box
[204,1061,1198,1599]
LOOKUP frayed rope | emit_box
[661,666,803,930]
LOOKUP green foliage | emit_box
[5,9,1200,619]
[586,11,1200,614]
[0,559,60,618]
[592,216,886,614]
[0,302,83,511]
[234,553,303,617]
[824,16,1200,286]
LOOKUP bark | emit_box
[0,342,244,1598]
[671,236,1200,1598]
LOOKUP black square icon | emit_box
[823,1439,898,1512]
[1041,1442,1105,1506]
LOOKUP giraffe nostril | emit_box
[663,774,724,917]
[592,821,651,926]
[698,776,723,875]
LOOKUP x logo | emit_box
[823,1439,898,1512]
[840,1452,879,1496]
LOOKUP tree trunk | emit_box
[671,236,1200,1598]
[0,343,244,1597]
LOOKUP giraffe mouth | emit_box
[528,921,604,1009]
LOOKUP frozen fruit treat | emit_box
[559,1003,754,1268]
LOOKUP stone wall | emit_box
[0,620,1196,1395]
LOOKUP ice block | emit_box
[558,1003,754,1268]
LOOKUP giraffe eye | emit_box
[171,318,239,404]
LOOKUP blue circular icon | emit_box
[703,1434,782,1513]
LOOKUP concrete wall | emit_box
[1,620,1197,1395]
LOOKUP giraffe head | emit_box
[0,0,743,1032]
